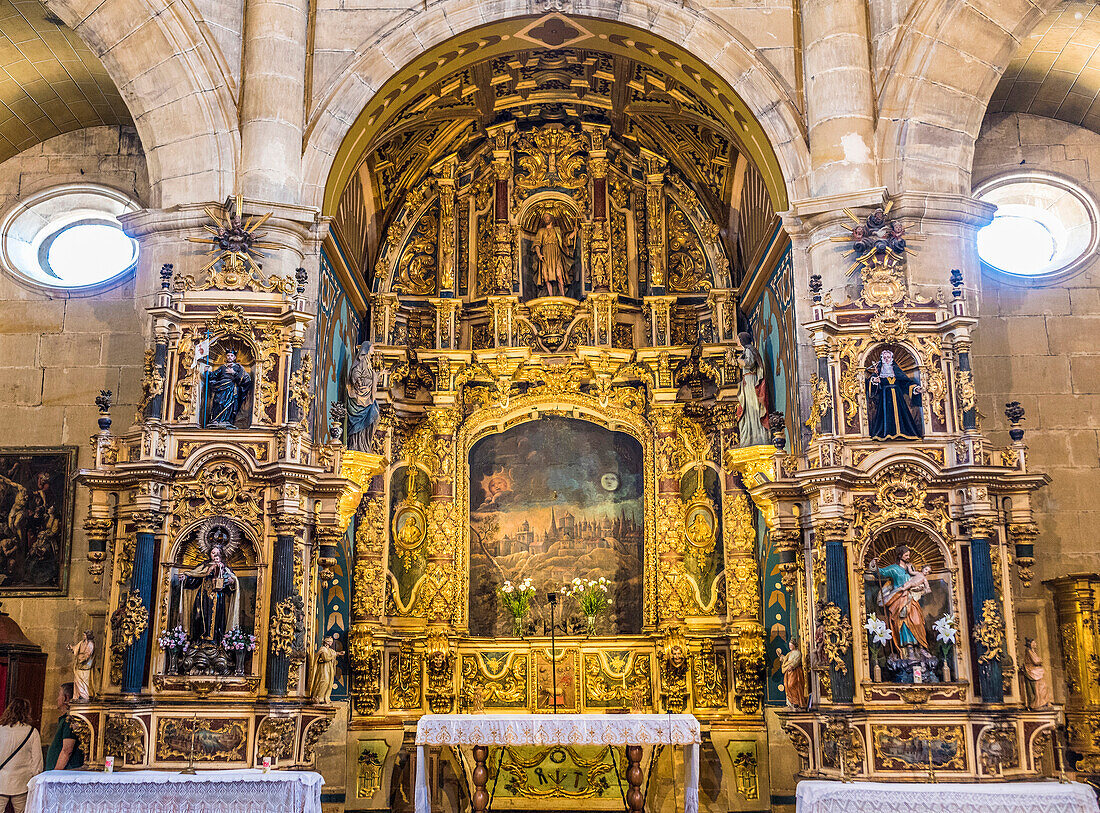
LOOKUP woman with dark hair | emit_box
[45,683,83,771]
[0,698,43,813]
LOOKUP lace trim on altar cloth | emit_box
[796,781,1099,813]
[415,712,701,746]
[26,771,323,813]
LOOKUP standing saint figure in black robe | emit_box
[179,542,239,644]
[203,350,251,427]
[867,349,923,440]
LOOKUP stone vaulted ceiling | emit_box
[0,0,131,161]
[989,2,1100,132]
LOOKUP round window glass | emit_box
[976,214,1056,275]
[0,184,140,291]
[974,173,1098,280]
[44,222,138,287]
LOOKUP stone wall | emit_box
[971,111,1100,696]
[0,124,148,731]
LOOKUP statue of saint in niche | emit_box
[533,211,576,298]
[202,349,252,428]
[737,332,770,447]
[178,526,240,645]
[868,545,939,682]
[867,348,922,440]
[346,341,380,452]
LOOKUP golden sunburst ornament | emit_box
[831,200,924,275]
[189,194,280,276]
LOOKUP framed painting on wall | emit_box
[0,446,77,596]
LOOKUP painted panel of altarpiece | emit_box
[468,417,644,637]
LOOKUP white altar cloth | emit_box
[414,713,701,813]
[796,780,1100,813]
[26,768,324,813]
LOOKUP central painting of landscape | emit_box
[468,416,645,636]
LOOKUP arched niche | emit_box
[853,521,959,686]
[199,337,258,430]
[161,515,262,677]
[863,343,924,441]
[861,525,958,685]
[678,463,724,612]
[519,195,582,302]
[387,464,432,610]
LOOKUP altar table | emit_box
[796,779,1100,813]
[415,713,701,813]
[26,768,324,813]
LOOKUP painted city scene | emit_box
[468,416,645,636]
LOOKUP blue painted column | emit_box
[969,519,1004,702]
[266,525,297,697]
[122,512,161,695]
[823,522,855,703]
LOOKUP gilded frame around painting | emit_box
[455,391,657,634]
[0,446,77,596]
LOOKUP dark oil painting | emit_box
[0,447,76,595]
[468,416,644,637]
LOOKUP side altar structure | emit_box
[70,124,1058,809]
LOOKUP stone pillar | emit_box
[968,519,1004,702]
[122,511,162,695]
[801,0,876,195]
[239,0,309,206]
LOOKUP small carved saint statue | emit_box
[1022,637,1053,709]
[781,638,807,709]
[203,350,252,428]
[67,630,95,701]
[533,211,576,297]
[867,349,922,440]
[309,635,338,705]
[346,341,380,452]
[178,535,239,645]
[737,332,770,447]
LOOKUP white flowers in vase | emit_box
[499,578,535,636]
[564,577,611,634]
[865,613,892,681]
[933,613,957,681]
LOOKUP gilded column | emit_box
[586,124,612,292]
[968,518,1004,702]
[239,0,309,205]
[643,152,667,292]
[489,125,514,295]
[434,156,459,297]
[1048,575,1100,770]
[122,511,163,695]
[954,338,978,431]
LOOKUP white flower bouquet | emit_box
[499,578,535,636]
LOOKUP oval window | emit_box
[974,173,1098,281]
[0,184,140,291]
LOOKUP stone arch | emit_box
[45,0,240,208]
[301,1,811,213]
[875,0,1062,196]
